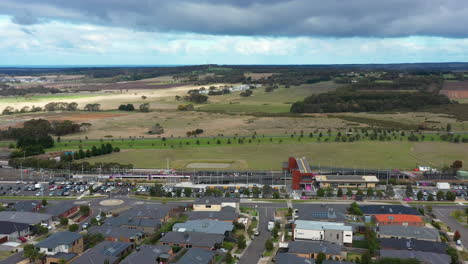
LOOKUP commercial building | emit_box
[293,220,352,245]
[193,197,239,212]
[378,225,439,242]
[360,205,420,216]
[36,231,83,264]
[374,214,424,227]
[285,157,314,191]
[315,175,379,189]
[45,202,80,220]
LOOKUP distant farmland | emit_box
[441,81,468,98]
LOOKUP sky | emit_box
[1,0,468,65]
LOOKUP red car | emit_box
[18,237,27,243]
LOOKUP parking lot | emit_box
[0,181,93,197]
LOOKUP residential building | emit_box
[315,175,379,189]
[275,253,314,264]
[193,197,240,212]
[175,248,215,264]
[71,241,134,264]
[120,245,172,264]
[0,211,53,225]
[159,232,224,249]
[378,225,439,241]
[104,215,161,234]
[380,249,450,264]
[359,205,420,216]
[293,220,352,245]
[88,226,144,243]
[36,231,83,264]
[45,202,80,220]
[288,241,344,261]
[379,238,448,254]
[187,206,238,222]
[374,214,424,227]
[173,220,234,236]
[0,221,30,242]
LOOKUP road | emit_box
[238,202,285,264]
[433,205,468,246]
[0,252,24,264]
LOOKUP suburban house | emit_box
[275,253,314,264]
[314,175,379,189]
[287,241,344,261]
[159,232,224,250]
[118,204,179,223]
[88,226,144,243]
[71,241,134,264]
[193,197,240,213]
[359,205,420,216]
[0,221,30,242]
[120,245,172,264]
[379,238,448,254]
[173,220,234,236]
[36,231,83,264]
[293,220,353,246]
[380,249,451,264]
[374,214,424,227]
[45,202,80,220]
[187,206,238,222]
[0,211,53,226]
[175,248,215,264]
[104,215,162,234]
[378,225,440,242]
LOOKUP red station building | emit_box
[285,157,315,190]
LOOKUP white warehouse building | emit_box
[293,220,353,246]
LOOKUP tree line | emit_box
[2,102,101,115]
[291,91,452,113]
[0,85,62,96]
[8,157,133,172]
[60,143,120,162]
[117,103,150,112]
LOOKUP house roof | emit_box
[360,205,420,215]
[50,252,78,261]
[379,238,448,254]
[194,196,239,205]
[187,206,237,221]
[288,241,342,255]
[104,213,161,228]
[378,225,439,241]
[275,253,315,264]
[36,231,82,249]
[380,249,451,264]
[120,245,171,264]
[45,202,78,217]
[0,221,30,235]
[89,226,143,239]
[175,248,215,264]
[173,220,234,235]
[0,211,53,225]
[125,204,173,219]
[322,260,355,264]
[294,220,352,232]
[71,241,132,264]
[374,214,423,224]
[159,232,224,248]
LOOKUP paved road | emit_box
[238,202,286,264]
[433,206,468,246]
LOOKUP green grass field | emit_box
[82,141,468,170]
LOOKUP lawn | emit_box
[82,141,468,170]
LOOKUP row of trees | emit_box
[291,91,452,113]
[117,103,150,112]
[60,143,119,162]
[8,157,133,171]
[0,85,62,96]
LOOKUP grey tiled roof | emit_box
[89,226,143,239]
[0,211,52,225]
[45,202,78,217]
[50,252,77,261]
[159,232,224,248]
[0,221,30,234]
[379,238,448,254]
[288,241,342,255]
[104,214,161,228]
[380,249,451,264]
[71,241,132,264]
[275,253,315,264]
[36,231,82,249]
[378,225,439,241]
[120,245,171,264]
[360,205,420,215]
[175,248,215,264]
[173,220,233,235]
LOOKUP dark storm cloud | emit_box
[2,0,468,37]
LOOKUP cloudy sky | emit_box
[1,0,468,65]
